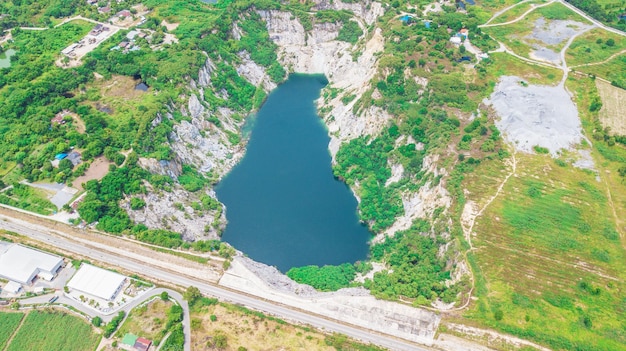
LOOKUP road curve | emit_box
[0,216,433,351]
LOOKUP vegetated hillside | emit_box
[2,0,626,349]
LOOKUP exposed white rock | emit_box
[235,51,277,92]
[312,0,385,25]
[122,187,224,240]
[188,94,205,119]
[376,155,452,242]
[385,161,404,186]
[198,57,215,88]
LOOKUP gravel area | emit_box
[527,18,592,45]
[487,76,583,155]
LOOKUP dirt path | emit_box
[463,153,517,249]
[570,49,626,69]
[480,0,557,28]
[2,312,26,351]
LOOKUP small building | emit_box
[98,6,111,14]
[121,334,139,349]
[450,36,462,45]
[61,44,79,56]
[423,20,431,29]
[117,10,132,18]
[67,151,82,166]
[0,244,64,285]
[119,41,129,48]
[4,281,22,294]
[67,263,127,301]
[51,115,65,125]
[134,337,152,351]
[459,28,469,38]
[55,153,68,160]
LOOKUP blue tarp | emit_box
[55,153,68,160]
[400,15,413,23]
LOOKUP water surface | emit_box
[216,74,371,272]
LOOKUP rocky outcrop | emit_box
[198,57,215,88]
[312,0,385,25]
[259,8,388,158]
[235,51,276,92]
[122,187,225,240]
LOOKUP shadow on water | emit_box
[216,74,371,272]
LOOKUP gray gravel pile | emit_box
[487,76,583,155]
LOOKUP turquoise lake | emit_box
[216,74,371,272]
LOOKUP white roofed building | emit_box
[67,264,127,301]
[0,244,64,285]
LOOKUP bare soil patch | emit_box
[190,304,334,351]
[71,157,113,191]
[596,79,626,135]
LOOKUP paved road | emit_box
[557,0,626,37]
[0,217,432,351]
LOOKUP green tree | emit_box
[160,291,169,301]
[92,316,102,327]
[184,286,202,304]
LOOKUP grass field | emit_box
[0,312,24,350]
[458,68,626,350]
[576,55,626,88]
[484,52,563,86]
[566,28,626,67]
[465,152,626,351]
[6,311,101,351]
[116,297,172,345]
[484,2,592,59]
[489,0,549,25]
[189,300,385,351]
[595,79,626,136]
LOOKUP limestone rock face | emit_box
[198,57,215,88]
[188,94,205,119]
[235,51,277,92]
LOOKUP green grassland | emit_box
[489,0,550,25]
[465,152,626,351]
[116,297,173,345]
[484,2,592,59]
[5,311,100,351]
[575,55,626,89]
[484,52,563,85]
[0,184,57,215]
[456,50,626,349]
[566,28,626,67]
[0,312,24,350]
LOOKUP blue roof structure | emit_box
[400,15,413,23]
[424,21,431,29]
[55,153,68,160]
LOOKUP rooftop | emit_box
[67,263,127,301]
[0,244,64,285]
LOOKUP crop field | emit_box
[6,311,100,351]
[595,79,626,136]
[464,149,626,351]
[566,28,626,67]
[0,312,24,350]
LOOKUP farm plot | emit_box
[6,311,100,351]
